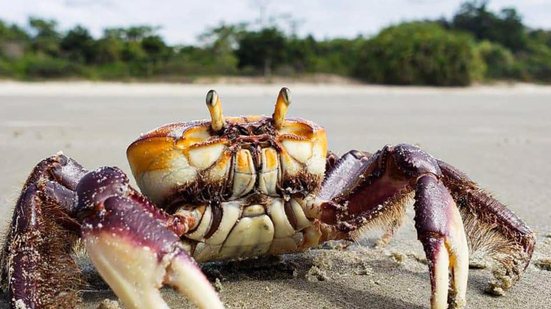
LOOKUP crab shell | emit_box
[126,115,328,209]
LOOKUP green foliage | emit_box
[197,24,242,74]
[0,21,24,39]
[0,20,29,51]
[354,22,481,86]
[29,17,61,57]
[476,41,516,79]
[91,62,131,80]
[236,28,287,76]
[286,36,363,75]
[95,35,124,64]
[451,1,527,52]
[528,30,551,48]
[60,26,96,63]
[516,42,551,82]
[449,1,551,82]
[13,54,83,79]
[0,1,551,85]
[141,35,169,62]
[121,41,147,63]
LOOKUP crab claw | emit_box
[77,167,223,309]
[415,175,469,309]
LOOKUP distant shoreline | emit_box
[1,79,551,97]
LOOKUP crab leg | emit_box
[437,160,535,294]
[77,167,223,309]
[1,154,87,308]
[316,144,532,308]
[414,175,469,308]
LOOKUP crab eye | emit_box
[206,90,225,132]
[272,87,291,129]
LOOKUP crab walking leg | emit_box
[414,175,469,309]
[78,167,223,309]
[316,145,478,308]
[1,154,87,309]
[437,160,535,294]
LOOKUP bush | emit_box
[476,41,516,79]
[516,43,551,82]
[236,28,287,75]
[354,22,483,86]
[92,62,131,80]
[9,54,83,79]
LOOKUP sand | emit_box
[0,82,550,308]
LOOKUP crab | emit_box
[1,88,535,309]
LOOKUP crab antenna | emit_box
[206,90,225,131]
[273,87,291,129]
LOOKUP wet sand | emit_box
[1,82,550,308]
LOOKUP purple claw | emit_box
[414,175,468,309]
[393,144,441,177]
[78,168,223,309]
[2,154,86,309]
[319,146,470,308]
[76,167,130,217]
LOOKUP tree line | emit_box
[0,1,550,86]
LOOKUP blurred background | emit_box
[1,0,551,85]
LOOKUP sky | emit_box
[1,0,551,45]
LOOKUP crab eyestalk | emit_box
[206,89,225,132]
[273,87,291,129]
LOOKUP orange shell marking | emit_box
[126,116,327,206]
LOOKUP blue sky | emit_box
[1,0,550,45]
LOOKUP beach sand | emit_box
[1,82,550,308]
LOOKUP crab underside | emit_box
[1,88,535,309]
